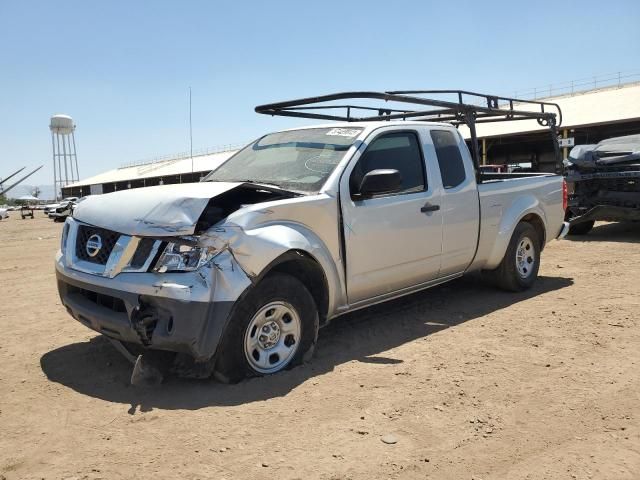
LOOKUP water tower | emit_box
[50,114,80,201]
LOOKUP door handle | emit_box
[420,203,440,213]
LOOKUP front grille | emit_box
[130,238,156,268]
[75,225,120,265]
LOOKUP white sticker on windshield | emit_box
[326,128,360,138]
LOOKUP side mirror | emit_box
[357,169,402,197]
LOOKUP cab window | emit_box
[350,131,426,196]
[430,130,467,189]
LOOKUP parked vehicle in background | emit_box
[43,204,56,215]
[0,208,8,220]
[565,134,640,235]
[55,90,569,383]
[49,198,78,222]
[44,197,79,216]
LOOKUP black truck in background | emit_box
[565,134,640,235]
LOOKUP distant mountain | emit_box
[6,184,55,201]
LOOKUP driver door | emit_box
[340,129,443,304]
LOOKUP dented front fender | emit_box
[200,221,344,315]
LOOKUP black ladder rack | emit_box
[255,90,563,176]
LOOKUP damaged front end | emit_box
[56,181,301,377]
[56,226,251,357]
[72,180,299,237]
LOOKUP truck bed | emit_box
[469,172,565,272]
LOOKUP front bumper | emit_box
[56,247,248,361]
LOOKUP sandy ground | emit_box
[0,213,639,480]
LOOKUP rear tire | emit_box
[214,273,319,384]
[568,220,594,236]
[490,222,541,292]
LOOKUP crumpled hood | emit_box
[73,182,241,237]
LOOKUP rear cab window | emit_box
[350,131,426,196]
[430,130,467,189]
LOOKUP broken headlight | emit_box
[153,242,217,273]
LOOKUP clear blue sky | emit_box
[1,0,639,188]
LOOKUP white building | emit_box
[62,148,237,197]
[467,81,640,171]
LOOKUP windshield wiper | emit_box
[237,180,307,196]
[206,178,303,195]
[236,179,283,189]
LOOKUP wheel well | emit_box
[520,213,546,250]
[263,251,329,326]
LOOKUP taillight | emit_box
[562,179,568,211]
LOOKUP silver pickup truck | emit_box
[55,91,569,383]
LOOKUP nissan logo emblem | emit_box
[85,234,103,258]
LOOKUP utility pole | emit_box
[189,87,193,175]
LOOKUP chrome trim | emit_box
[557,221,570,239]
[122,240,162,274]
[64,218,163,278]
[55,253,215,303]
[104,236,139,278]
[85,233,103,258]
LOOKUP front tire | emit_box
[214,273,319,383]
[490,222,541,292]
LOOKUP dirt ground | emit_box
[0,213,639,480]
